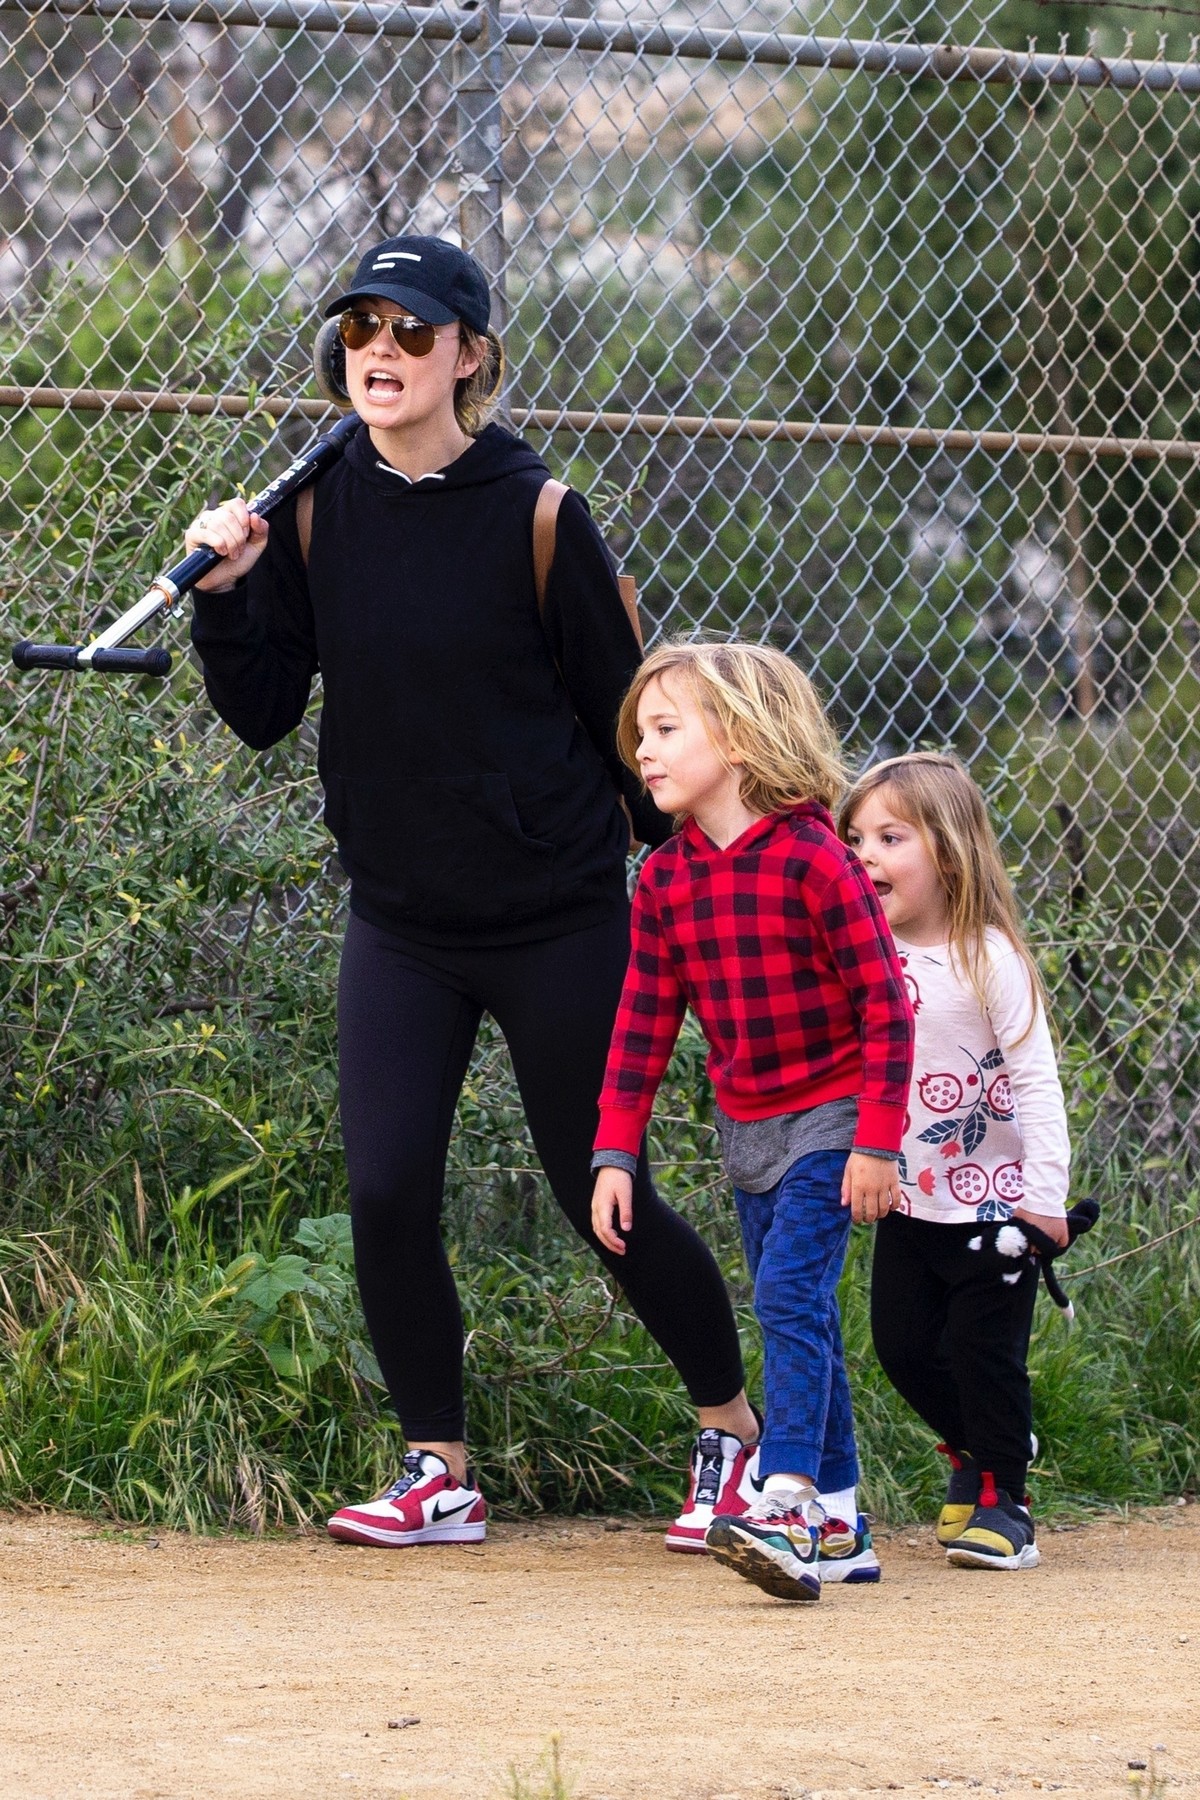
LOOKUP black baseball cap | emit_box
[324,236,491,334]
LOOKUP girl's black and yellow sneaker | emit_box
[945,1474,1039,1571]
[935,1444,981,1546]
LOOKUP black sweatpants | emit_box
[337,907,746,1441]
[870,1211,1040,1497]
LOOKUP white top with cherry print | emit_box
[893,928,1070,1224]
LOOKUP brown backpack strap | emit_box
[533,478,568,617]
[296,482,314,567]
[533,478,642,647]
[532,477,644,854]
[616,573,642,648]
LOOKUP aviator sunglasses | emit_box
[337,309,455,356]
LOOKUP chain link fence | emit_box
[2,0,1199,1196]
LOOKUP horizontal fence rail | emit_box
[3,386,1199,462]
[2,0,1199,88]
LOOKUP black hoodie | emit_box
[191,422,670,945]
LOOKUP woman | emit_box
[186,234,758,1548]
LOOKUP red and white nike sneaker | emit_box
[664,1426,761,1554]
[327,1450,487,1547]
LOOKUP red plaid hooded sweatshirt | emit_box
[596,803,914,1158]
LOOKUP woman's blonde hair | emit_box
[616,640,848,816]
[455,326,505,435]
[838,751,1046,1035]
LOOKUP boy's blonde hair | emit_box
[617,641,848,816]
[838,751,1047,1035]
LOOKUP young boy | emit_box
[591,643,914,1601]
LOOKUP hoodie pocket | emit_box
[323,772,556,928]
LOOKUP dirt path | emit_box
[1,1508,1196,1800]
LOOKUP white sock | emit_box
[818,1484,858,1525]
[761,1474,817,1516]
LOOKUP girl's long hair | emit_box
[616,640,848,816]
[838,751,1047,1038]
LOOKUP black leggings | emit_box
[337,908,745,1441]
[871,1211,1040,1497]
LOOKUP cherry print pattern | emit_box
[993,1161,1025,1201]
[904,1042,1021,1221]
[987,1074,1015,1117]
[919,1072,963,1113]
[947,1162,990,1205]
[895,944,1051,1224]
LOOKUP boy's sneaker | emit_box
[817,1512,881,1583]
[945,1475,1039,1571]
[935,1444,981,1545]
[705,1494,822,1602]
[664,1425,761,1554]
[327,1450,487,1547]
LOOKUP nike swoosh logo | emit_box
[429,1495,476,1523]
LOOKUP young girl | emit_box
[841,752,1070,1572]
[592,643,914,1602]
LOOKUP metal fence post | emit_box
[454,0,510,361]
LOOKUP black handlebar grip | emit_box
[11,641,172,676]
[90,646,173,676]
[12,641,83,671]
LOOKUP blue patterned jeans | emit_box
[734,1148,859,1488]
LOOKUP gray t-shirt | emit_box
[714,1095,859,1194]
[591,1095,861,1195]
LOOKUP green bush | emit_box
[1,1174,1195,1529]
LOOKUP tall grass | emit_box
[0,1136,1195,1530]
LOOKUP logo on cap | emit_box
[373,251,422,269]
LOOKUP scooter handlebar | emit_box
[10,411,360,679]
[11,640,173,676]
